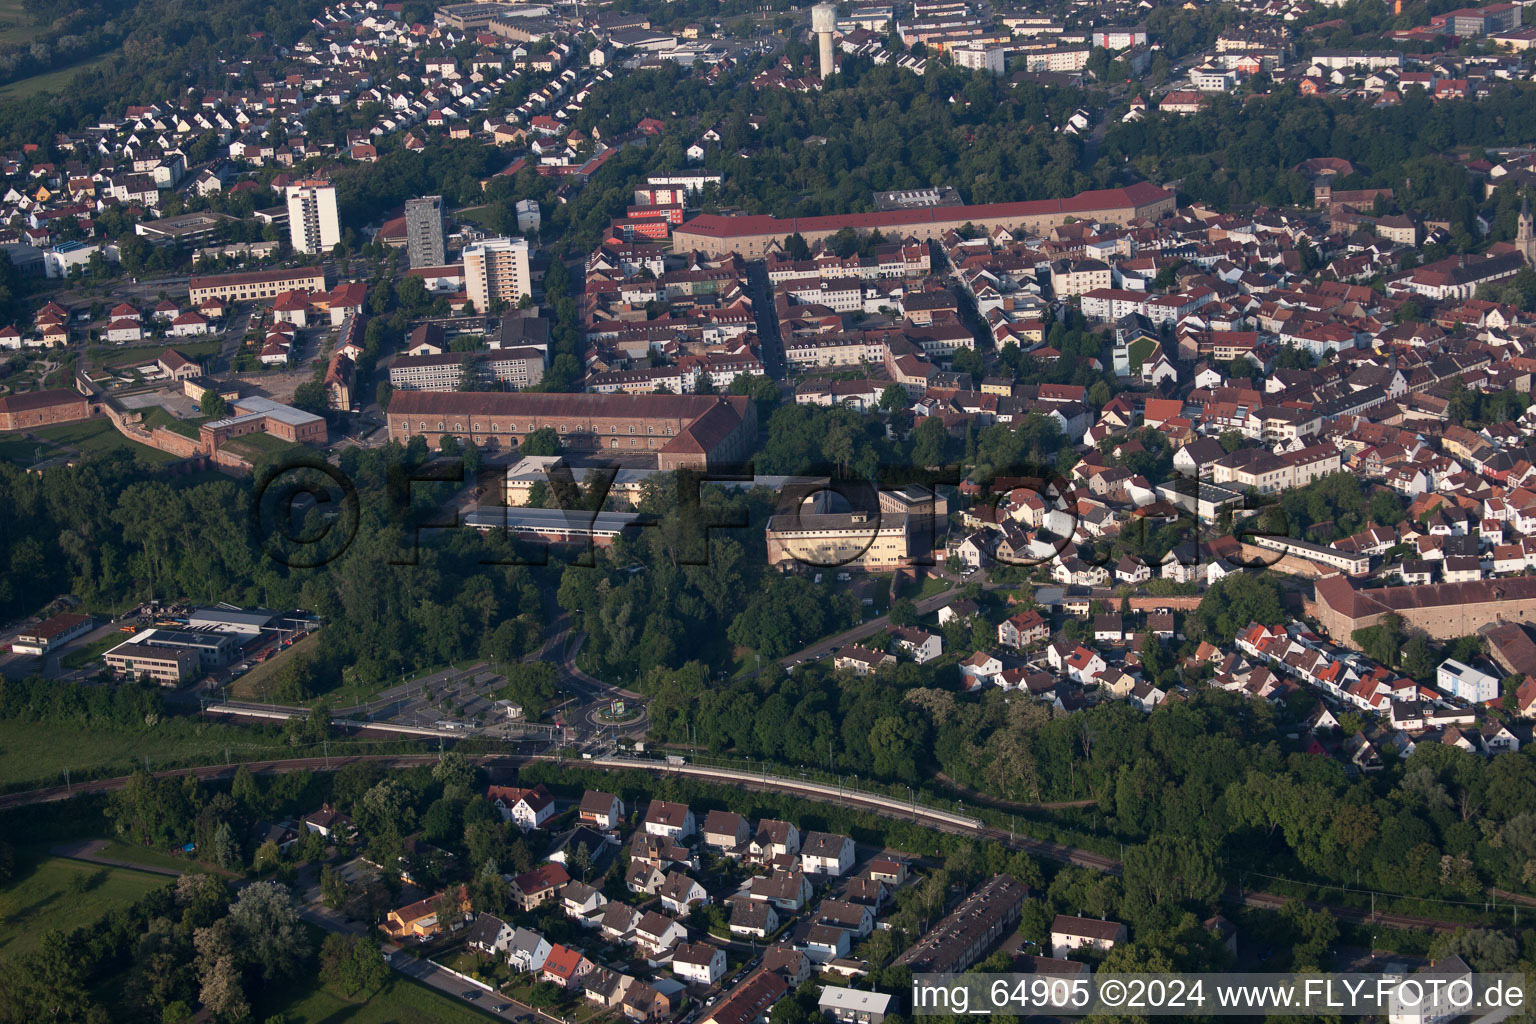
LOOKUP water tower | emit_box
[812,3,838,79]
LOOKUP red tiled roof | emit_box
[678,182,1172,240]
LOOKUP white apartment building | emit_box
[286,180,340,255]
[465,237,533,313]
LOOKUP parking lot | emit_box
[348,665,512,732]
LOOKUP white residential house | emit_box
[466,914,516,957]
[658,871,710,915]
[729,900,779,938]
[750,820,801,862]
[1063,646,1107,685]
[559,881,608,923]
[487,784,556,831]
[815,899,875,938]
[508,927,553,972]
[801,923,852,963]
[1051,915,1127,957]
[747,869,814,911]
[634,911,688,956]
[644,800,696,840]
[672,942,726,985]
[998,610,1049,648]
[1436,659,1500,703]
[890,626,942,663]
[959,651,1004,689]
[800,832,856,876]
[578,790,625,830]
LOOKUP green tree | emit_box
[879,384,910,412]
[319,933,388,997]
[292,381,328,413]
[1402,633,1436,681]
[227,881,310,982]
[200,391,229,418]
[521,426,560,456]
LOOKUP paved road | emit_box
[51,839,185,877]
[745,261,786,379]
[390,949,544,1020]
[210,309,253,374]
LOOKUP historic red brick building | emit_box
[387,391,758,470]
[0,389,93,431]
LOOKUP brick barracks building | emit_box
[0,389,94,431]
[672,182,1176,257]
[1311,572,1536,641]
[387,391,758,470]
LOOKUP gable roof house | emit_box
[748,869,814,911]
[1050,915,1128,957]
[465,913,515,956]
[702,809,750,854]
[644,800,696,839]
[512,863,571,909]
[749,820,801,863]
[486,783,556,830]
[540,944,594,988]
[801,832,856,876]
[508,927,554,972]
[658,871,711,915]
[579,789,625,830]
[730,899,780,938]
[634,910,689,956]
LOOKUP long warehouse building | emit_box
[672,182,1177,256]
[386,391,758,470]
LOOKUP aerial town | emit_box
[7,0,1536,1017]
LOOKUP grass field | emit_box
[59,631,125,669]
[222,432,305,461]
[0,50,118,100]
[138,405,206,438]
[95,339,221,369]
[0,716,289,791]
[93,838,225,876]
[0,849,170,961]
[229,632,321,700]
[0,433,46,463]
[0,0,41,43]
[257,975,492,1024]
[29,419,179,463]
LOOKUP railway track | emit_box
[0,752,1493,932]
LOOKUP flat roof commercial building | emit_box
[388,348,547,392]
[765,511,916,570]
[135,211,233,246]
[104,629,232,685]
[463,506,648,546]
[186,607,281,635]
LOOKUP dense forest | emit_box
[1098,85,1536,235]
[572,61,1093,216]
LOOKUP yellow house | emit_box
[381,886,469,941]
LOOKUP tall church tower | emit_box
[1518,191,1536,266]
